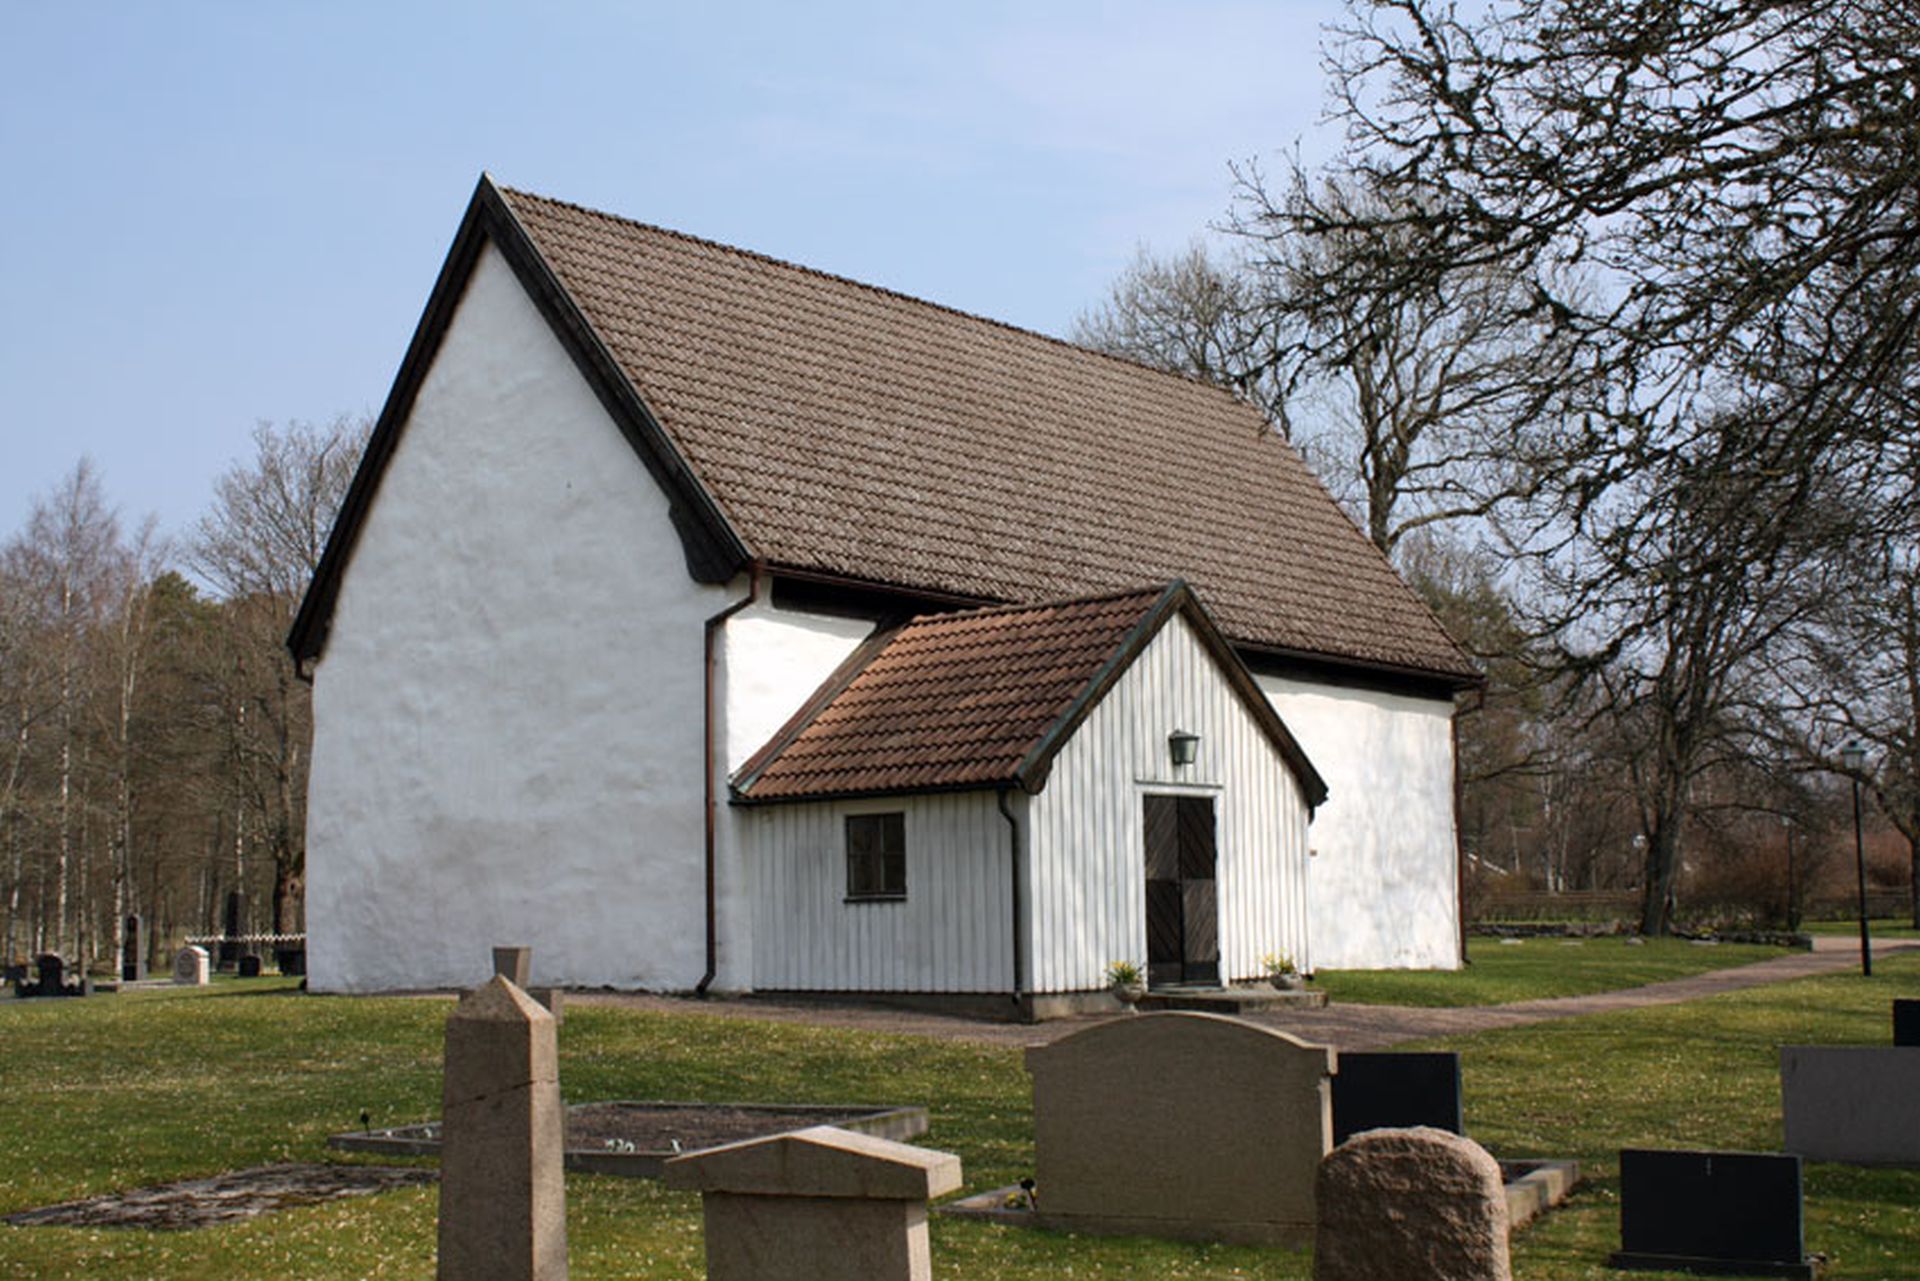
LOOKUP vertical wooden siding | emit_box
[745,791,1014,992]
[1026,615,1312,992]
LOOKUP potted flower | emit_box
[1261,951,1303,991]
[1105,959,1146,1007]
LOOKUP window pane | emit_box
[847,813,906,899]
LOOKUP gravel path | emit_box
[569,935,1920,1053]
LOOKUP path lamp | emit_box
[1841,742,1872,977]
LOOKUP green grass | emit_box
[1803,917,1920,940]
[1310,936,1786,1007]
[2,964,1918,1278]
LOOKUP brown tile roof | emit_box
[734,583,1326,806]
[494,185,1478,683]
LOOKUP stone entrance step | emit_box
[1136,985,1328,1013]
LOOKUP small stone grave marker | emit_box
[1332,1050,1463,1146]
[1893,999,1920,1047]
[1024,1011,1334,1245]
[1315,1126,1510,1281]
[1609,1148,1813,1278]
[238,954,263,978]
[1781,1045,1920,1165]
[437,975,566,1281]
[665,1125,960,1281]
[173,945,210,987]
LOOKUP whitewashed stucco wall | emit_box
[1026,614,1314,993]
[1256,675,1460,970]
[741,791,1016,992]
[306,242,736,992]
[710,600,875,990]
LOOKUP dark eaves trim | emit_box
[286,173,749,670]
[1238,640,1486,700]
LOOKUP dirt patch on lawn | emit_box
[4,1163,435,1231]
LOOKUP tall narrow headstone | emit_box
[220,891,245,969]
[121,915,145,982]
[1314,1127,1510,1281]
[437,975,566,1281]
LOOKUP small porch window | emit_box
[846,812,906,901]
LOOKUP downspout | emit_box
[1453,685,1485,968]
[997,787,1026,1013]
[697,563,761,996]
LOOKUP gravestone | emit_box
[121,915,145,982]
[2,963,25,990]
[1024,1011,1335,1245]
[220,891,245,969]
[32,954,66,997]
[666,1125,961,1281]
[1894,999,1920,1047]
[1332,1051,1463,1146]
[237,954,263,978]
[493,946,532,988]
[437,975,566,1281]
[275,945,306,976]
[173,945,210,986]
[1315,1126,1510,1281]
[1610,1148,1813,1277]
[1781,1045,1920,1165]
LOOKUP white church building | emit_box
[289,177,1480,1010]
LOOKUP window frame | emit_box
[844,810,907,903]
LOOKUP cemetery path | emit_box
[569,936,1920,1052]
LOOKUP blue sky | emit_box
[1,2,1341,542]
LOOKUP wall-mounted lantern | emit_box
[1168,730,1200,768]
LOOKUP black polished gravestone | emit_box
[1331,1051,1464,1146]
[1894,999,1920,1047]
[237,953,263,978]
[25,954,74,998]
[121,914,145,982]
[219,891,245,969]
[1610,1148,1815,1278]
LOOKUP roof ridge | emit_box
[495,184,1252,410]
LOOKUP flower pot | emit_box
[1269,972,1302,991]
[1112,982,1146,1006]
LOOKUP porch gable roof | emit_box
[731,581,1326,808]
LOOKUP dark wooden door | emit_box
[1144,795,1220,986]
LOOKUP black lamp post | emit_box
[1841,741,1872,977]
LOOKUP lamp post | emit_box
[1841,742,1871,977]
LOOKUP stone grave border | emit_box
[330,1100,928,1177]
[942,1157,1580,1237]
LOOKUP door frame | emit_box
[1142,788,1223,988]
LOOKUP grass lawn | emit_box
[1804,917,1920,940]
[1310,935,1787,1007]
[1,961,1917,1279]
